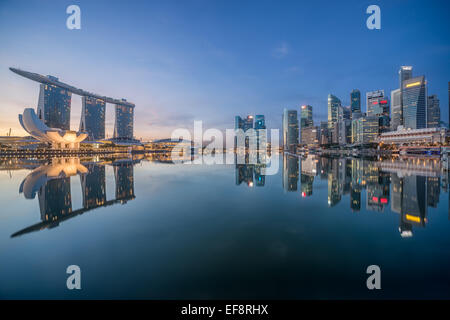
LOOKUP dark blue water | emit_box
[0,154,449,299]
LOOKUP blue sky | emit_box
[0,0,449,139]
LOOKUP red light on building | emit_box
[372,196,379,202]
[380,100,388,104]
[380,198,388,204]
[372,101,378,105]
[302,192,306,197]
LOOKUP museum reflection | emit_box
[236,153,450,237]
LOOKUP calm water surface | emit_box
[0,154,449,299]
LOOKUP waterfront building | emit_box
[402,76,427,129]
[350,89,361,115]
[427,95,440,128]
[114,101,134,140]
[19,108,87,149]
[283,109,299,152]
[80,96,106,140]
[378,127,446,145]
[391,89,402,131]
[354,115,378,145]
[37,77,72,130]
[10,67,136,147]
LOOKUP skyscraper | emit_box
[243,115,254,131]
[235,116,244,130]
[350,89,361,115]
[402,76,427,129]
[399,66,413,88]
[283,109,299,153]
[328,94,341,144]
[427,95,440,128]
[114,100,134,140]
[80,96,106,140]
[367,90,390,133]
[254,115,265,129]
[254,115,266,153]
[391,89,402,131]
[328,94,341,128]
[399,66,413,130]
[37,77,72,130]
[300,105,313,129]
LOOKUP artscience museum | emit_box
[19,108,88,149]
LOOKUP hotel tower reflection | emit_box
[234,153,450,237]
[12,157,139,237]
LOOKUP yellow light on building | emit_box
[405,81,421,88]
[405,214,421,223]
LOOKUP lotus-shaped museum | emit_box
[19,108,87,149]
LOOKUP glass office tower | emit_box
[80,96,106,140]
[283,109,299,153]
[328,94,341,129]
[399,66,413,88]
[37,77,72,130]
[391,89,402,131]
[426,95,440,128]
[402,76,427,129]
[350,89,361,115]
[300,105,313,129]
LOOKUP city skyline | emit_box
[0,0,449,140]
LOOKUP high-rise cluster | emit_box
[278,65,443,150]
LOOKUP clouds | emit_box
[272,42,290,58]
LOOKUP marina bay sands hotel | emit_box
[10,67,136,146]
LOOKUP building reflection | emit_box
[12,156,140,237]
[244,153,449,237]
[235,152,266,187]
[282,154,298,192]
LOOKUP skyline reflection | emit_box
[1,153,449,239]
[237,153,450,237]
